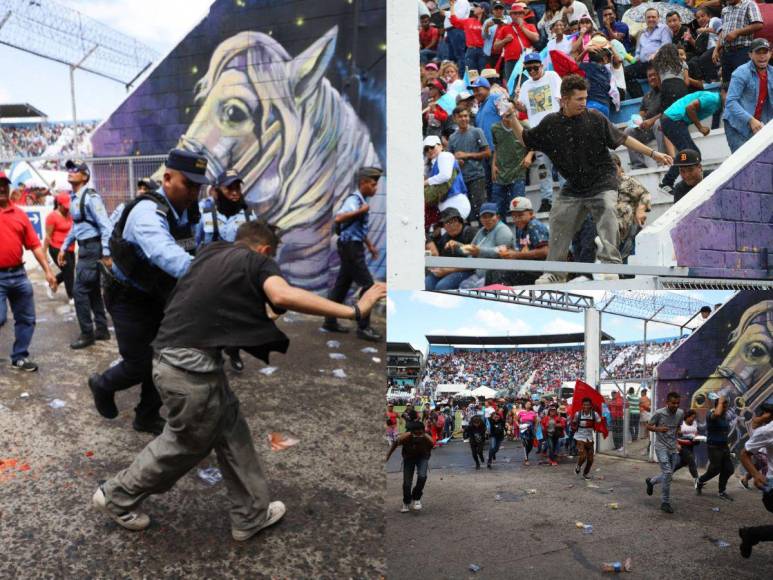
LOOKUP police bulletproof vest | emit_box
[204,199,251,242]
[110,191,198,299]
[73,188,99,228]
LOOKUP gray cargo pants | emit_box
[102,358,271,533]
[546,189,622,270]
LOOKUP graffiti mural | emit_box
[91,0,386,291]
[656,291,773,462]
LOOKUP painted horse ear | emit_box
[291,25,338,103]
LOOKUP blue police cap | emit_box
[215,169,243,188]
[165,149,210,185]
[65,159,90,177]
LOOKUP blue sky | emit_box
[387,290,734,353]
[0,0,213,121]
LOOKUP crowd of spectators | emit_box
[419,339,680,394]
[0,122,98,162]
[420,0,771,287]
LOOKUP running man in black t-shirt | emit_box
[386,421,434,513]
[507,75,673,283]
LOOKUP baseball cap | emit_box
[524,53,542,65]
[509,196,533,212]
[750,38,770,52]
[423,135,442,148]
[165,149,210,185]
[424,62,439,71]
[55,192,71,208]
[492,1,504,8]
[440,207,463,222]
[468,77,490,89]
[215,169,244,188]
[510,2,526,12]
[0,171,10,184]
[428,77,447,94]
[673,148,701,167]
[65,160,90,177]
[455,90,474,102]
[479,202,498,216]
[480,68,500,79]
[579,14,592,21]
[358,166,384,180]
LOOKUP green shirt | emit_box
[626,394,640,415]
[491,121,529,185]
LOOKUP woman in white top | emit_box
[423,135,472,223]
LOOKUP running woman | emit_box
[487,410,506,468]
[386,421,434,513]
[469,414,487,469]
[386,404,399,445]
[516,400,539,465]
[572,397,602,479]
[542,405,566,466]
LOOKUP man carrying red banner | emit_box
[570,380,608,479]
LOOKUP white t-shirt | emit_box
[561,1,591,25]
[547,36,573,56]
[517,71,562,128]
[745,420,773,477]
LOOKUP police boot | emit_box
[322,322,350,333]
[95,329,111,341]
[70,334,96,349]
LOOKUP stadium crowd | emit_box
[420,0,771,286]
[0,122,98,161]
[419,339,680,394]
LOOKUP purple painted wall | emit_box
[671,144,773,279]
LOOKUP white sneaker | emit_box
[412,500,423,511]
[92,486,150,531]
[69,298,75,306]
[46,286,55,299]
[400,504,411,513]
[232,501,286,541]
[535,272,567,285]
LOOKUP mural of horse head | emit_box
[690,300,773,449]
[164,25,384,290]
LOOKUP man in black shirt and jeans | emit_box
[507,74,673,283]
[92,221,386,541]
[696,394,735,501]
[386,421,434,513]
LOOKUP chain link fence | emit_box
[597,378,656,462]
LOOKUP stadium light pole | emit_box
[70,45,97,155]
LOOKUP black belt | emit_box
[0,264,23,273]
[78,236,101,244]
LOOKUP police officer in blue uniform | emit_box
[87,149,208,435]
[322,166,383,342]
[59,160,113,349]
[195,168,252,372]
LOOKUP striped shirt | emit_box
[721,0,763,51]
[627,394,640,415]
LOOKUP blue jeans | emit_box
[661,116,699,187]
[446,28,467,71]
[547,433,561,461]
[465,46,487,73]
[491,180,526,220]
[425,270,473,290]
[521,428,534,460]
[654,448,680,505]
[724,122,748,153]
[420,49,438,65]
[488,435,504,462]
[403,456,429,505]
[0,269,36,362]
[587,99,610,118]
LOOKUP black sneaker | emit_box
[695,480,704,495]
[486,462,492,469]
[133,417,166,436]
[476,464,481,470]
[322,322,349,334]
[95,330,111,341]
[70,335,95,350]
[660,502,674,514]
[357,327,383,342]
[646,478,654,496]
[229,352,244,372]
[537,199,552,213]
[718,491,734,501]
[739,527,753,558]
[88,373,118,419]
[575,465,581,475]
[10,358,38,372]
[582,474,591,480]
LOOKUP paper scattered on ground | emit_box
[372,357,382,363]
[49,399,66,409]
[197,467,222,486]
[332,369,347,379]
[259,366,278,376]
[20,392,29,399]
[329,353,347,360]
[268,432,300,451]
[326,340,341,349]
[360,347,378,353]
[0,403,9,413]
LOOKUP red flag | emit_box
[550,50,585,78]
[572,380,609,438]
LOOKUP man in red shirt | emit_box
[0,172,57,372]
[493,3,539,84]
[449,0,487,73]
[608,391,625,451]
[420,14,441,65]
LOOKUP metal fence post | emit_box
[127,157,135,199]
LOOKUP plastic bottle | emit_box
[601,558,632,573]
[583,524,593,534]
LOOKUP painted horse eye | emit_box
[219,99,250,126]
[745,342,768,361]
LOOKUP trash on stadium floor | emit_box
[361,347,378,353]
[329,353,347,360]
[326,340,341,349]
[268,432,299,451]
[85,451,94,458]
[0,404,9,413]
[495,491,524,502]
[259,366,278,376]
[20,392,29,399]
[197,467,222,486]
[372,357,382,363]
[332,369,347,378]
[469,564,481,573]
[49,399,66,409]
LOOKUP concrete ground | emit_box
[386,438,773,579]
[0,272,385,578]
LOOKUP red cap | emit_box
[0,171,10,184]
[56,192,71,208]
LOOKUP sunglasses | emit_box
[525,65,541,72]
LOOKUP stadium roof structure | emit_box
[387,342,421,354]
[425,332,615,346]
[0,103,47,118]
